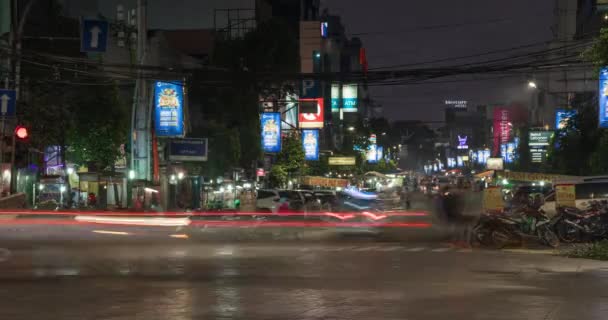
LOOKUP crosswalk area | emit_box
[297,244,473,254]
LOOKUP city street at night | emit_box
[4,0,608,318]
[0,218,607,319]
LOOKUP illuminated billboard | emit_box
[261,112,281,153]
[555,109,576,130]
[492,107,511,156]
[331,83,358,112]
[299,98,324,128]
[301,129,319,161]
[154,81,184,137]
[600,67,608,128]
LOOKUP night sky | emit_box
[323,0,555,122]
[81,0,556,122]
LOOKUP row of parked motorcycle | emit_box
[473,200,608,248]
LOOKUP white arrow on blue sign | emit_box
[0,89,16,117]
[81,19,109,53]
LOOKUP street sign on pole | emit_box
[80,19,109,52]
[300,79,319,98]
[0,89,16,117]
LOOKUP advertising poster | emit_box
[492,107,511,156]
[555,184,576,208]
[301,129,319,161]
[261,112,281,153]
[367,145,379,163]
[154,81,184,137]
[600,67,608,128]
[457,156,463,167]
[299,98,324,128]
[555,109,577,130]
[168,138,208,162]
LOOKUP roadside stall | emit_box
[36,175,67,209]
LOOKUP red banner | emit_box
[493,107,511,156]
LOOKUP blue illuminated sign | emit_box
[81,19,108,52]
[169,138,208,162]
[154,81,184,137]
[555,109,577,130]
[302,129,319,161]
[261,112,281,153]
[321,22,328,38]
[600,67,608,128]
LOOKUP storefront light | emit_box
[128,170,135,180]
[177,172,185,180]
[502,179,509,185]
[67,167,74,175]
[38,184,44,191]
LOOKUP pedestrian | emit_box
[440,186,471,247]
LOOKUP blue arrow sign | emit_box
[0,89,16,117]
[81,19,109,53]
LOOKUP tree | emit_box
[276,133,305,177]
[66,82,129,171]
[268,164,287,188]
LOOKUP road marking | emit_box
[404,247,425,252]
[431,247,451,252]
[379,246,404,251]
[353,246,379,251]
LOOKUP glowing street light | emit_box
[528,81,537,89]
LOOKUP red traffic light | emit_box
[15,126,28,139]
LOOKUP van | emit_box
[541,178,608,216]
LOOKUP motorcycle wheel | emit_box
[473,225,493,247]
[556,222,580,243]
[540,227,560,248]
[490,228,511,249]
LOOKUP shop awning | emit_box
[475,170,494,179]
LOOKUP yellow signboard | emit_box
[483,186,504,212]
[555,184,576,208]
[501,171,577,183]
[328,157,356,166]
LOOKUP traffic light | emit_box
[15,126,28,140]
[13,126,30,168]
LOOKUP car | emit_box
[255,189,307,213]
[255,189,281,213]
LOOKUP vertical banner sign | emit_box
[492,107,511,155]
[342,84,358,112]
[298,98,324,128]
[301,129,319,161]
[331,84,340,112]
[600,67,608,128]
[154,81,184,137]
[261,112,281,153]
[555,184,576,208]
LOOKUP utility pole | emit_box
[131,0,150,182]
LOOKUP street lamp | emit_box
[347,126,355,131]
[528,81,537,89]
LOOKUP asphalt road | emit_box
[0,220,608,320]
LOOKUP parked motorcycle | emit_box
[474,206,559,248]
[551,202,608,243]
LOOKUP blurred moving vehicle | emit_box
[256,189,322,213]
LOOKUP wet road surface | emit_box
[0,219,607,319]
